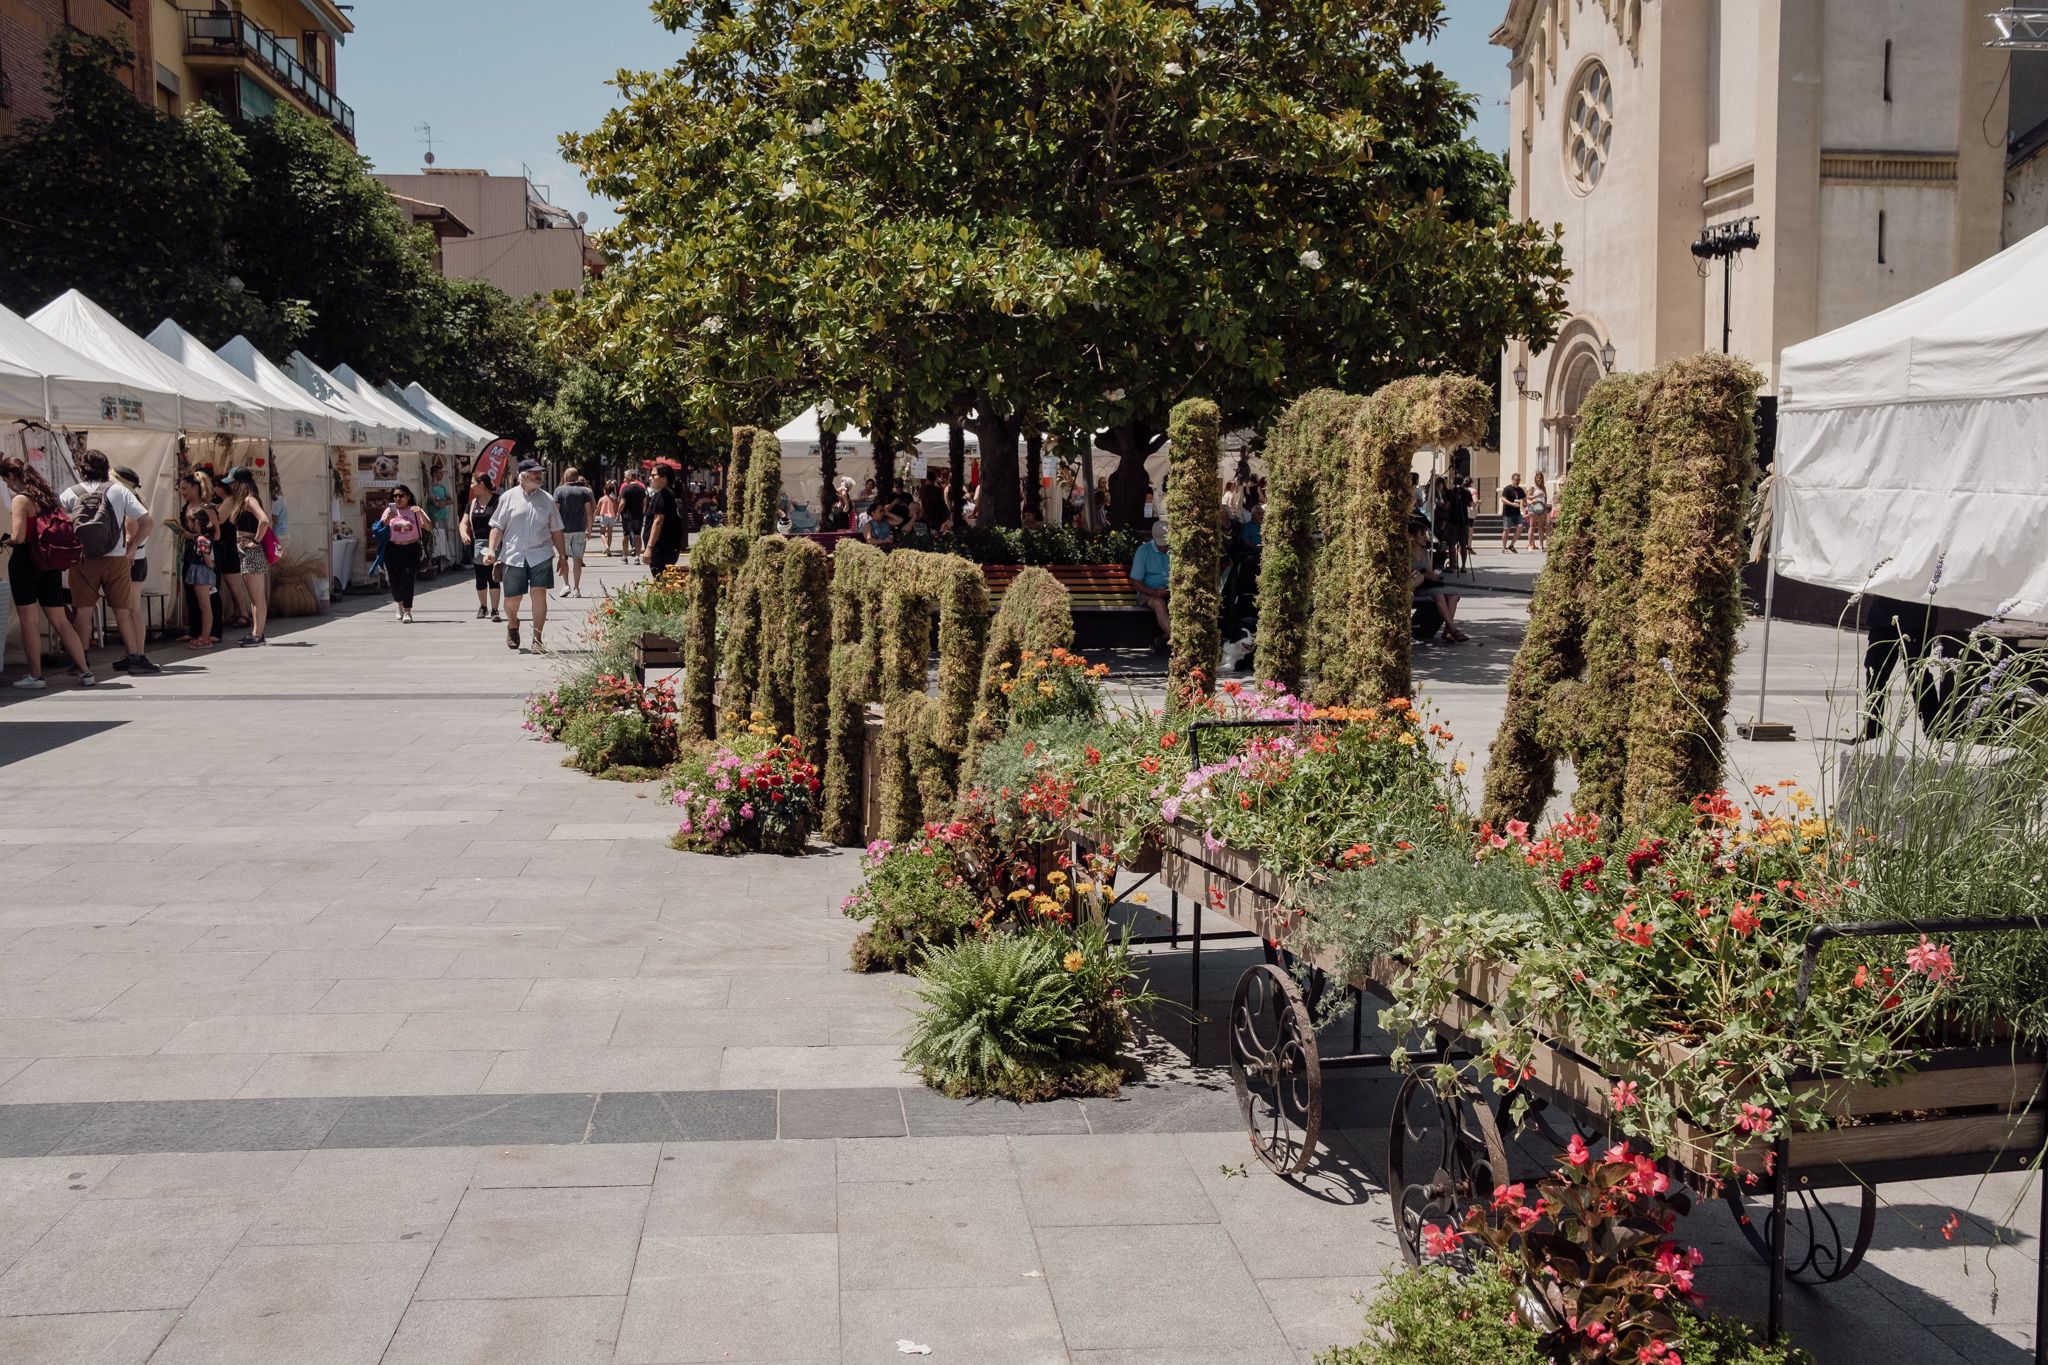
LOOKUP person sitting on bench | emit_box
[1129,516,1171,654]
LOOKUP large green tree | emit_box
[530,361,699,484]
[566,0,1567,526]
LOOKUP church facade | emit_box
[1492,0,2047,483]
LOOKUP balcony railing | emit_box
[185,11,355,140]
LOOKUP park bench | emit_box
[982,563,1156,648]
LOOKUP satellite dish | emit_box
[577,211,589,225]
[424,152,436,165]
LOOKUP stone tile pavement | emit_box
[0,551,2031,1362]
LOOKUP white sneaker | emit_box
[78,672,98,688]
[11,676,47,690]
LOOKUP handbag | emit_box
[260,527,282,564]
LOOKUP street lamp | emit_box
[1600,339,1616,372]
[1512,361,1541,401]
[1691,217,1761,355]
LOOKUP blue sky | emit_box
[345,2,1510,230]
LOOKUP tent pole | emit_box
[1738,475,1796,742]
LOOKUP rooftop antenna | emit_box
[415,122,437,166]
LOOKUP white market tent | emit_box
[30,291,265,439]
[283,351,401,449]
[1776,222,2048,621]
[0,302,180,429]
[147,319,333,444]
[216,336,349,446]
[331,364,442,452]
[382,383,478,460]
[402,382,496,455]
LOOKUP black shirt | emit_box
[649,487,684,555]
[1502,483,1526,512]
[620,481,648,518]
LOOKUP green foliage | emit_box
[1621,354,1762,824]
[842,837,984,973]
[973,567,1076,750]
[1255,390,1363,692]
[560,709,677,777]
[1314,1261,1550,1365]
[0,34,253,338]
[567,0,1566,519]
[748,537,794,736]
[783,539,834,764]
[904,921,1149,1102]
[932,525,1143,567]
[743,426,782,537]
[684,529,749,740]
[529,362,691,482]
[1166,399,1223,700]
[823,541,888,845]
[871,551,992,835]
[1482,356,1758,826]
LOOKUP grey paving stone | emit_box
[719,1042,919,1088]
[841,1284,1066,1365]
[1257,1275,1380,1358]
[146,1241,435,1365]
[778,1086,905,1139]
[51,1098,348,1155]
[1036,1223,1288,1352]
[838,1177,1041,1291]
[588,1089,776,1143]
[0,1101,91,1156]
[0,1310,178,1364]
[615,1232,838,1365]
[900,1085,1089,1137]
[381,1295,625,1365]
[0,1195,260,1314]
[474,1142,661,1188]
[1077,1082,1244,1134]
[835,1134,1013,1184]
[0,1053,266,1104]
[87,1150,307,1200]
[321,1092,595,1149]
[418,1184,649,1300]
[245,1147,479,1246]
[236,1049,499,1099]
[479,1046,721,1093]
[646,1139,836,1236]
[1010,1133,1220,1227]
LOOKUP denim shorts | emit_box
[501,559,555,595]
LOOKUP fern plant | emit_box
[905,934,1086,1088]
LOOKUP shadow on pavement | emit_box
[0,718,127,766]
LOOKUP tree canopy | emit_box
[567,0,1568,525]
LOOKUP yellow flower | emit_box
[1063,950,1086,973]
[1000,683,1014,695]
[1452,760,1468,776]
[1007,888,1032,902]
[1031,895,1059,916]
[1046,871,1067,884]
[1037,682,1056,697]
[750,711,765,721]
[1396,733,1417,747]
[1054,884,1071,903]
[1130,892,1149,905]
[1075,882,1096,895]
[1789,790,1814,813]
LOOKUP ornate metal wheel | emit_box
[1228,964,1322,1176]
[1722,1180,1877,1284]
[1388,1063,1513,1264]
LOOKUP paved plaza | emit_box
[0,549,2032,1364]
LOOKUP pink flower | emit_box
[1906,937,1955,983]
[1420,1223,1463,1258]
[1490,1181,1526,1210]
[1504,819,1529,840]
[1612,1079,1641,1109]
[739,802,755,820]
[1736,1103,1774,1136]
[1566,1133,1591,1167]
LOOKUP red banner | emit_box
[474,438,517,489]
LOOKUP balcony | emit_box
[184,11,355,141]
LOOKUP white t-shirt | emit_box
[58,480,148,552]
[488,485,563,568]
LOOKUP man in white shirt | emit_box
[484,459,566,654]
[60,449,159,675]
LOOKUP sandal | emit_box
[506,623,521,651]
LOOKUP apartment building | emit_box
[376,167,605,298]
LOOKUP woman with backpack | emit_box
[221,468,273,647]
[1,456,96,689]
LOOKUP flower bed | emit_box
[668,724,823,854]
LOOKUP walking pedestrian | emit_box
[642,463,686,575]
[1499,472,1527,553]
[1,456,96,688]
[220,467,273,647]
[171,470,219,649]
[60,449,160,674]
[595,482,620,557]
[460,473,503,621]
[486,459,566,654]
[108,466,153,671]
[618,471,648,558]
[1526,471,1551,551]
[553,467,595,597]
[379,485,429,623]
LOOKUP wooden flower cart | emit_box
[1094,718,2048,1359]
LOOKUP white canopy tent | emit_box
[0,301,179,431]
[30,291,265,439]
[216,336,349,446]
[283,351,400,449]
[147,319,333,444]
[1775,222,2048,622]
[402,382,496,451]
[331,364,442,453]
[382,383,478,460]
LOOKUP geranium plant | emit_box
[670,730,822,854]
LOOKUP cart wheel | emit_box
[1388,1063,1513,1265]
[1228,965,1321,1176]
[1722,1180,1876,1284]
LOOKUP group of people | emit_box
[2,449,277,690]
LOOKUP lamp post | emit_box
[1691,217,1761,355]
[1600,338,1616,372]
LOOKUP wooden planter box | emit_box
[632,633,685,684]
[1147,822,2048,1181]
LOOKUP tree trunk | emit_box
[1099,418,1164,528]
[1023,430,1043,522]
[971,407,1022,528]
[871,404,896,504]
[818,424,838,520]
[1079,439,1098,531]
[947,421,966,529]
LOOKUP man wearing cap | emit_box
[484,460,567,654]
[60,450,160,675]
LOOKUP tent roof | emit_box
[380,383,477,458]
[146,319,333,444]
[216,336,348,445]
[282,351,401,448]
[1780,222,2048,412]
[402,382,496,449]
[0,300,181,430]
[30,291,266,436]
[773,404,869,451]
[331,364,443,451]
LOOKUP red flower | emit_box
[1728,905,1760,936]
[1566,1134,1591,1166]
[1139,757,1159,774]
[1612,1079,1641,1109]
[1159,732,1178,749]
